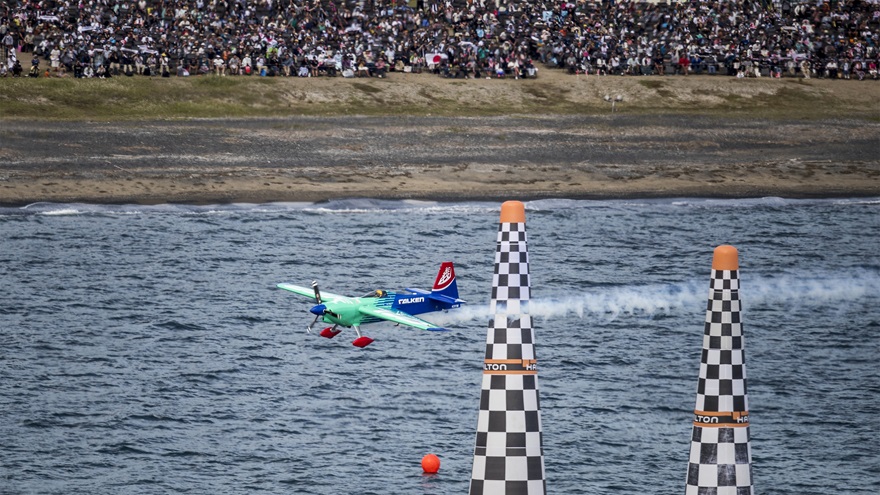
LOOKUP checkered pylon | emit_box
[685,245,753,495]
[470,201,546,495]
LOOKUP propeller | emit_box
[306,280,324,334]
[309,280,340,319]
[311,280,323,304]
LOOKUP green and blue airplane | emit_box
[277,262,465,347]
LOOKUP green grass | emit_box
[638,80,666,90]
[0,74,875,121]
[1,77,288,119]
[683,85,829,119]
[351,82,383,94]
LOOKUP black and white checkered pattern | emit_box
[470,219,546,495]
[686,268,753,495]
[686,426,753,495]
[491,222,530,316]
[695,270,748,413]
[484,316,536,361]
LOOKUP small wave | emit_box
[302,198,498,215]
[32,344,64,352]
[238,354,283,362]
[831,198,880,206]
[528,196,880,211]
[303,198,420,214]
[97,443,153,455]
[153,320,208,332]
[41,208,84,216]
[127,413,190,424]
[671,196,791,208]
[7,197,875,219]
[672,196,880,209]
[161,450,214,457]
[227,315,272,324]
[21,418,55,428]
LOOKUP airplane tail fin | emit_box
[431,262,461,302]
[405,262,464,307]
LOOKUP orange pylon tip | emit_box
[712,245,739,270]
[500,201,526,224]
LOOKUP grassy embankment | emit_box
[1,72,878,121]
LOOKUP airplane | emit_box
[277,262,465,348]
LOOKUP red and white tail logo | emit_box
[433,262,455,290]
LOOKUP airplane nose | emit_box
[310,304,327,316]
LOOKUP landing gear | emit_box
[310,323,372,347]
[306,321,373,347]
[319,326,342,339]
[351,325,374,348]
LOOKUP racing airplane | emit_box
[277,262,465,348]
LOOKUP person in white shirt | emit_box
[50,46,61,75]
[213,55,225,76]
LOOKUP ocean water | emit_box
[1,198,878,495]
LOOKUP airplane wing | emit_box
[357,306,448,332]
[276,283,348,303]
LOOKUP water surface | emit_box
[1,198,878,494]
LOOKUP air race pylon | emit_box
[686,245,753,495]
[470,201,546,495]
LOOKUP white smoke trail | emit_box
[430,270,880,325]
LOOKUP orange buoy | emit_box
[421,453,440,474]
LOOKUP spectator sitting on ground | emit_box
[0,0,877,82]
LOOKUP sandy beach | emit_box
[1,74,878,205]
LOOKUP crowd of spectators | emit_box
[1,0,878,80]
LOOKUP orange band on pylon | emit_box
[693,409,750,427]
[712,245,739,270]
[485,359,537,365]
[483,359,537,374]
[500,201,526,224]
[484,370,539,375]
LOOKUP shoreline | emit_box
[3,113,878,206]
[7,190,880,209]
[2,75,879,206]
[2,164,879,208]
